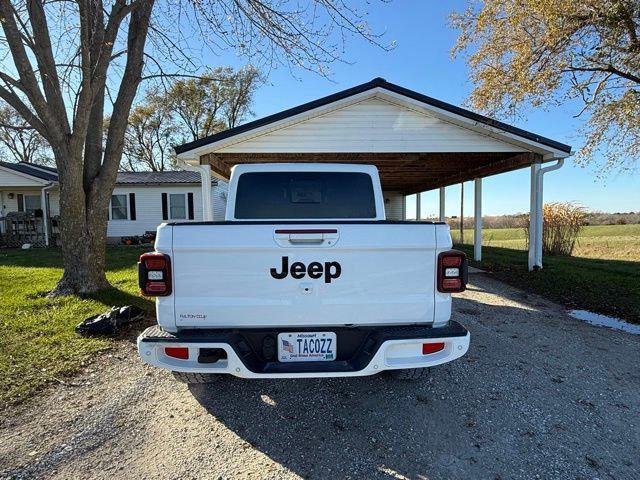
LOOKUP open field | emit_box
[0,247,152,406]
[451,223,640,261]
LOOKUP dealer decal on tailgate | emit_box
[270,256,341,283]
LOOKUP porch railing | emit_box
[0,212,59,248]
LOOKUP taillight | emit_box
[138,252,172,296]
[437,250,467,293]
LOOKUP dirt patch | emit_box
[1,275,638,479]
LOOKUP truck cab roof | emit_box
[226,163,386,222]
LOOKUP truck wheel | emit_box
[172,372,218,384]
[389,367,430,380]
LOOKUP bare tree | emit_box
[123,66,260,171]
[122,66,261,172]
[0,102,50,164]
[164,66,262,142]
[0,0,390,295]
[122,91,177,171]
[221,66,262,129]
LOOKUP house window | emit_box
[110,194,128,220]
[169,193,186,219]
[24,195,41,213]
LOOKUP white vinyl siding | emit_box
[47,190,60,216]
[0,191,18,214]
[212,180,228,221]
[107,184,218,238]
[1,178,224,239]
[0,188,57,214]
[0,187,59,234]
[0,166,48,187]
[214,97,527,154]
[382,191,404,220]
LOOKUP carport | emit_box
[175,78,572,271]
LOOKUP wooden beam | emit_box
[414,152,541,193]
[200,153,232,179]
[199,151,540,194]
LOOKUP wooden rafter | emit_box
[199,151,543,194]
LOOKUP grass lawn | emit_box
[455,233,640,322]
[0,246,153,406]
[451,224,640,261]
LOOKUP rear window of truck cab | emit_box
[234,171,377,219]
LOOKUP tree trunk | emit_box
[47,0,153,297]
[49,152,111,296]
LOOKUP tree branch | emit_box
[0,0,57,136]
[99,0,154,190]
[26,0,69,135]
[0,80,48,137]
[565,64,640,85]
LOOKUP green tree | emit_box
[166,66,262,141]
[451,0,640,172]
[0,0,389,295]
[123,66,261,171]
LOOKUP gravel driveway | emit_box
[1,274,639,480]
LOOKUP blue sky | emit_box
[200,1,639,216]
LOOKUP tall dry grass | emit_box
[524,202,587,255]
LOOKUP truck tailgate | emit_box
[170,223,440,328]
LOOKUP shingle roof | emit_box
[0,161,58,182]
[28,163,58,173]
[116,170,214,184]
[174,77,572,155]
[0,162,212,185]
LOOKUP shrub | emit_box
[524,202,587,256]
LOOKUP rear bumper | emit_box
[137,322,470,379]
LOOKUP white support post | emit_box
[528,163,541,271]
[0,191,4,235]
[460,182,464,244]
[535,173,544,269]
[534,158,565,269]
[200,166,213,221]
[474,178,482,261]
[439,187,445,222]
[40,187,49,246]
[416,192,421,221]
[178,158,213,221]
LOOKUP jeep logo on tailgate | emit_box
[270,256,341,283]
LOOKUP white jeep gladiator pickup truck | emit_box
[137,163,470,382]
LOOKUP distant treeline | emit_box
[435,211,639,229]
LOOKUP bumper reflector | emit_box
[422,342,445,355]
[165,347,189,360]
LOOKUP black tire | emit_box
[172,371,218,384]
[388,367,430,380]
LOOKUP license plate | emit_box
[278,332,337,362]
